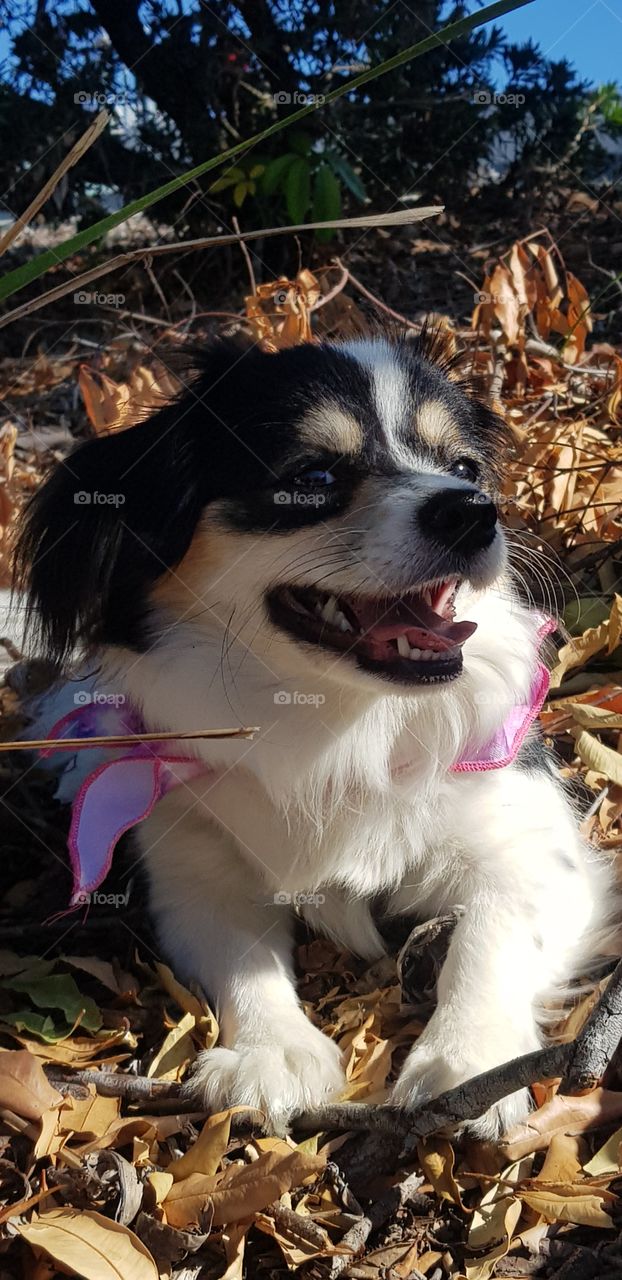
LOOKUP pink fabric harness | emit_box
[42,616,554,907]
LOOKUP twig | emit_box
[561,957,622,1092]
[46,1069,180,1101]
[232,215,257,296]
[295,1043,571,1137]
[333,259,414,327]
[323,1169,425,1278]
[0,725,259,753]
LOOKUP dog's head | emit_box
[16,330,512,692]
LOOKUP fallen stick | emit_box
[561,956,622,1092]
[324,1169,425,1278]
[0,726,259,753]
[44,960,622,1139]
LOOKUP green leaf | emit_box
[327,152,366,202]
[209,174,239,193]
[285,156,311,223]
[0,0,534,305]
[288,129,313,157]
[0,972,102,1033]
[2,1011,71,1042]
[233,181,249,207]
[312,164,342,241]
[261,152,297,196]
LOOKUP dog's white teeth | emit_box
[397,635,410,658]
[321,595,339,624]
[319,595,352,631]
[409,646,422,659]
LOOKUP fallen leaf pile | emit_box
[2,232,622,1276]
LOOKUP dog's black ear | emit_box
[14,337,254,664]
[13,401,205,663]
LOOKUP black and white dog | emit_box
[15,330,608,1135]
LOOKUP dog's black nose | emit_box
[418,488,497,553]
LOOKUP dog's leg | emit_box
[390,765,603,1137]
[141,804,345,1131]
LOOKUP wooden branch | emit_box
[295,1043,571,1138]
[44,962,622,1141]
[324,1169,425,1278]
[561,957,622,1092]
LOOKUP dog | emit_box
[14,329,609,1137]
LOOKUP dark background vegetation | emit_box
[1,1,620,236]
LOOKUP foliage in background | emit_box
[0,0,620,239]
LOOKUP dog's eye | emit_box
[294,468,336,487]
[449,457,479,483]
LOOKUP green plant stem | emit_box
[0,0,533,305]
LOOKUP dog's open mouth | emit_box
[268,579,477,683]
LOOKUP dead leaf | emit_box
[14,1207,159,1279]
[0,1049,62,1121]
[501,1088,622,1159]
[168,1108,240,1181]
[164,1145,326,1229]
[519,1185,614,1229]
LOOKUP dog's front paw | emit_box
[390,1040,533,1141]
[183,1029,345,1133]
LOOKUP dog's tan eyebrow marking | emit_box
[415,400,464,450]
[299,404,363,455]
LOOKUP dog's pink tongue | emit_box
[352,596,477,650]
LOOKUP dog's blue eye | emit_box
[449,458,479,483]
[295,469,336,487]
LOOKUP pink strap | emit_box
[451,614,555,772]
[42,704,208,906]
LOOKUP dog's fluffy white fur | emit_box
[16,333,610,1137]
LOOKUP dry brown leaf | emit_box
[154,962,218,1048]
[4,1028,131,1065]
[538,1132,583,1183]
[14,1207,159,1279]
[58,1085,121,1142]
[168,1108,239,1181]
[501,1088,622,1160]
[574,729,622,785]
[0,1049,62,1121]
[164,1145,326,1229]
[550,595,622,687]
[519,1185,614,1229]
[147,1010,196,1081]
[254,1209,343,1267]
[79,363,181,435]
[417,1136,466,1208]
[464,1157,530,1280]
[584,1123,622,1176]
[221,1219,253,1280]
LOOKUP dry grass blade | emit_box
[0,110,110,259]
[0,206,443,331]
